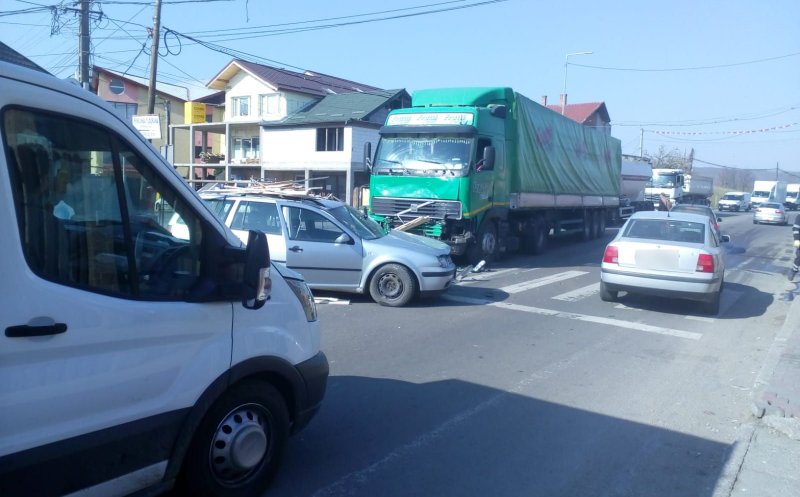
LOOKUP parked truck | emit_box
[785,183,800,210]
[751,180,788,209]
[619,154,654,220]
[365,87,621,263]
[644,169,713,208]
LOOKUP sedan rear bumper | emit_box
[601,268,721,302]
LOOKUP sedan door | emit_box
[281,205,363,290]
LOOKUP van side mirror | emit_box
[242,230,272,310]
[363,142,372,171]
[721,234,731,243]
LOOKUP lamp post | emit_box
[562,51,593,115]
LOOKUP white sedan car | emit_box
[600,211,729,314]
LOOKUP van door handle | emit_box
[6,322,68,337]
[289,245,303,252]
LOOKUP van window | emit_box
[3,108,204,299]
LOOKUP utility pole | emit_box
[147,0,163,114]
[78,0,90,89]
[640,128,644,159]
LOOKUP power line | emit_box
[570,51,800,72]
[614,104,800,127]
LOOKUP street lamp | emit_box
[562,51,593,115]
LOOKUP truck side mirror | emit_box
[478,146,495,171]
[364,142,372,171]
[242,230,272,310]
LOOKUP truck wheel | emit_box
[581,211,592,241]
[468,221,497,264]
[179,380,289,497]
[369,263,417,307]
[522,218,548,255]
[597,211,606,237]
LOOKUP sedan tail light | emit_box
[696,253,714,273]
[603,245,618,264]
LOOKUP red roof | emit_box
[546,102,609,125]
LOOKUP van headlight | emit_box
[285,278,318,322]
[437,254,453,268]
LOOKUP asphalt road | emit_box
[267,210,797,497]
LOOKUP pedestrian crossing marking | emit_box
[552,283,599,302]
[499,270,587,294]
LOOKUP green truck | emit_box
[365,87,621,263]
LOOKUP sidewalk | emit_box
[714,281,800,497]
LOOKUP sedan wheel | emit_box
[369,263,417,307]
[599,281,617,302]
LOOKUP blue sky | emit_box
[4,0,799,171]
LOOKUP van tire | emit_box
[369,263,417,307]
[179,380,289,497]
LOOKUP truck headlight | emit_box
[437,254,453,268]
[285,278,318,322]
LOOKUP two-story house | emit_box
[170,59,409,202]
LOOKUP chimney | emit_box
[540,95,548,106]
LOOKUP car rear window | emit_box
[624,219,705,243]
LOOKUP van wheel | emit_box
[179,381,289,497]
[369,263,417,307]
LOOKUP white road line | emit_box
[552,283,600,302]
[499,270,587,294]
[458,267,522,285]
[733,257,755,270]
[441,295,702,340]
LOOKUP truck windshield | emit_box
[753,191,770,198]
[373,136,473,177]
[649,175,677,188]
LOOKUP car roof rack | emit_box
[199,180,340,202]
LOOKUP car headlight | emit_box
[437,254,453,268]
[285,277,318,322]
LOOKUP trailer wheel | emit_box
[581,211,592,241]
[522,218,548,255]
[598,211,606,237]
[468,221,497,265]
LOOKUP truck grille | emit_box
[371,197,462,220]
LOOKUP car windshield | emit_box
[723,194,743,200]
[761,203,782,209]
[623,218,706,243]
[327,204,386,240]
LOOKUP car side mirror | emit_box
[721,234,731,243]
[334,233,354,245]
[242,230,272,310]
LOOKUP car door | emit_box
[227,199,287,263]
[0,94,232,494]
[281,205,363,290]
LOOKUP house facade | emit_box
[170,60,409,202]
[545,98,612,135]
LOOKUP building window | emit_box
[108,102,138,121]
[316,127,344,152]
[233,137,259,161]
[231,96,250,117]
[259,94,280,116]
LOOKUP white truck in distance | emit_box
[751,180,788,209]
[785,183,800,210]
[717,192,751,212]
[644,168,714,208]
[619,155,654,219]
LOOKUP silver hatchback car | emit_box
[199,191,456,306]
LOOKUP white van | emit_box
[0,60,327,496]
[717,191,751,212]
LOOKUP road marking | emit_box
[441,294,702,340]
[552,283,600,302]
[733,257,754,270]
[499,270,587,294]
[458,267,522,285]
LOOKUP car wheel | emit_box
[179,381,289,497]
[369,263,417,307]
[599,281,617,302]
[753,219,758,224]
[467,220,498,265]
[703,289,721,316]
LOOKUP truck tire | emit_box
[369,263,417,307]
[581,211,592,241]
[179,380,289,497]
[468,221,498,264]
[522,217,548,255]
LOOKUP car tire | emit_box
[179,380,289,497]
[369,263,417,307]
[599,281,617,302]
[704,289,721,316]
[753,219,758,224]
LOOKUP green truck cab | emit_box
[367,87,621,264]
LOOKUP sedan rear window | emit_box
[624,219,705,243]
